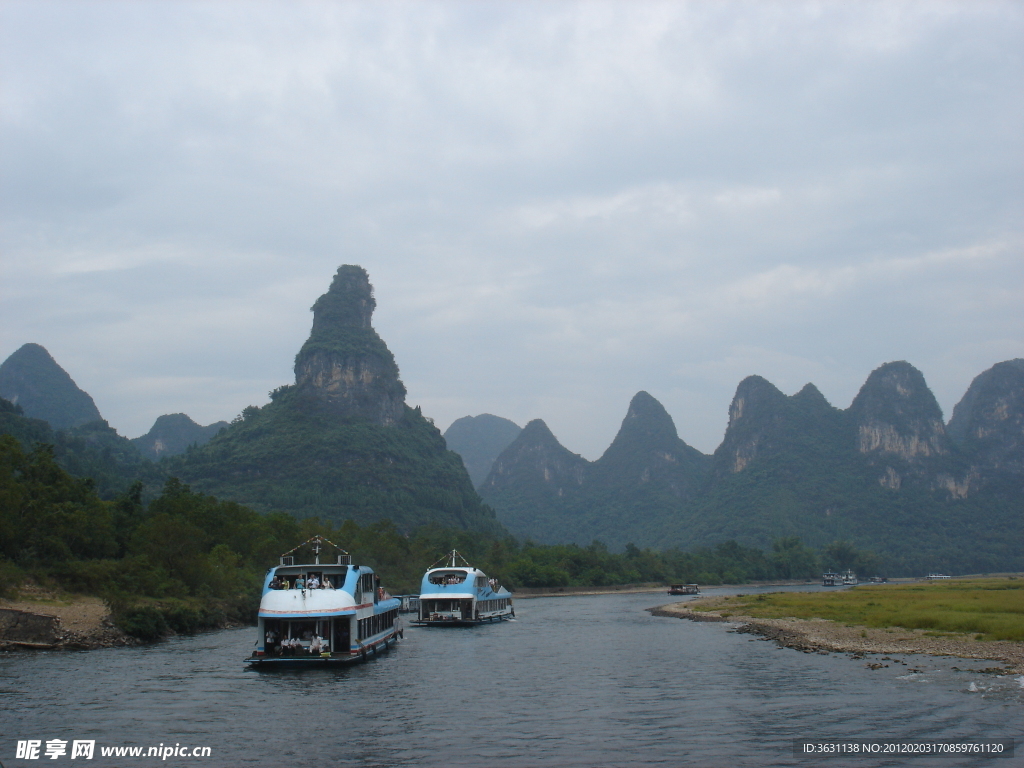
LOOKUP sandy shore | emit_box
[0,587,136,650]
[649,596,1024,674]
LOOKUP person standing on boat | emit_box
[295,575,305,590]
[308,574,320,589]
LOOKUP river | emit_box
[1,586,1020,767]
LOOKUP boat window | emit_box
[428,570,467,585]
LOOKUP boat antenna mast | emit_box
[426,549,473,569]
[279,535,350,565]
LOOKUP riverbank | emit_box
[0,587,136,650]
[649,595,1024,673]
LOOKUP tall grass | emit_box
[702,578,1024,641]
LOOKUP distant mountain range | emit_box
[0,343,231,496]
[2,287,1020,574]
[468,359,1023,573]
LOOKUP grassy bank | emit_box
[693,577,1024,641]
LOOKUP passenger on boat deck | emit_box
[310,635,322,653]
[270,576,283,589]
[322,577,333,589]
[295,576,305,589]
[308,575,320,589]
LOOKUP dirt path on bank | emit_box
[649,596,1024,673]
[0,587,135,650]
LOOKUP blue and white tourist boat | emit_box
[246,536,402,667]
[413,550,514,626]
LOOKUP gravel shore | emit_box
[649,596,1024,674]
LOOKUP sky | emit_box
[1,0,1022,459]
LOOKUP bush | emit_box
[0,560,24,598]
[114,605,168,641]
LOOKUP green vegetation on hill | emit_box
[482,365,1024,577]
[2,431,847,642]
[132,413,228,460]
[0,396,160,499]
[673,452,1023,577]
[295,265,397,367]
[168,389,504,535]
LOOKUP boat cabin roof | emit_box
[273,564,352,576]
[426,568,481,585]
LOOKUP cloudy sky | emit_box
[2,0,1022,458]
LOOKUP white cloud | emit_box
[1,0,1021,456]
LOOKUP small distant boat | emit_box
[246,536,402,667]
[925,573,951,580]
[668,584,700,595]
[841,570,858,586]
[822,571,840,586]
[413,550,513,627]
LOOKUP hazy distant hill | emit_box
[168,265,503,534]
[0,396,158,499]
[132,413,229,460]
[481,362,1024,574]
[480,391,711,545]
[443,414,521,487]
[947,358,1024,485]
[0,343,103,430]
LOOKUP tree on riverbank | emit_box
[2,433,845,640]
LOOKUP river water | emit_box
[1,586,1020,767]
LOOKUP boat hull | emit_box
[246,632,400,667]
[411,613,513,628]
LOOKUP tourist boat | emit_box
[413,550,514,627]
[668,584,700,595]
[841,570,858,586]
[822,571,840,586]
[925,573,951,580]
[245,536,402,667]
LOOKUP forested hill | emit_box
[167,265,503,535]
[479,362,1024,575]
[132,413,229,460]
[0,396,161,499]
[0,343,102,430]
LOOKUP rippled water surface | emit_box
[2,587,1021,767]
